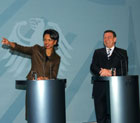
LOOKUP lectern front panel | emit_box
[27,80,66,123]
[92,76,139,123]
[109,76,139,123]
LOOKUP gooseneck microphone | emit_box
[46,54,53,79]
[45,55,52,79]
[37,49,50,79]
[49,61,52,79]
[113,50,128,76]
[37,49,53,79]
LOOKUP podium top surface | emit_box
[16,79,66,90]
[91,75,139,84]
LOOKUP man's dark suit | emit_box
[90,47,128,123]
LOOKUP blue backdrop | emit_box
[0,0,140,123]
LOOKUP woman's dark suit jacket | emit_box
[11,43,60,80]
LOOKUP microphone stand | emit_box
[49,61,52,79]
[113,50,128,76]
[120,60,123,76]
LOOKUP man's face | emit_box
[104,32,116,48]
[43,34,57,49]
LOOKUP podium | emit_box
[92,76,139,123]
[16,79,66,123]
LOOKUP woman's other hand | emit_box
[37,76,49,80]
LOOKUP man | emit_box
[90,30,128,123]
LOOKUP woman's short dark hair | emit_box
[43,29,59,47]
[104,30,117,37]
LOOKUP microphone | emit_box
[37,49,53,80]
[37,50,51,79]
[49,61,52,79]
[46,55,53,80]
[113,49,128,76]
[45,55,52,79]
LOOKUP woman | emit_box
[2,29,61,120]
[2,29,61,80]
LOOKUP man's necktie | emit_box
[107,48,111,60]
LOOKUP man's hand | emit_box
[99,68,112,76]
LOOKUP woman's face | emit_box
[43,34,57,49]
